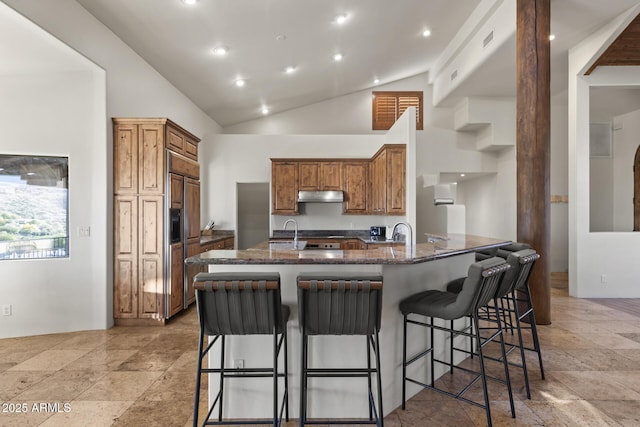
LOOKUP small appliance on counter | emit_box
[369,226,386,241]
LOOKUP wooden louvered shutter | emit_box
[372,91,423,130]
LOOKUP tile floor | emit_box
[2,279,640,426]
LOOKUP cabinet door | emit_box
[138,124,165,194]
[369,150,387,214]
[138,195,164,318]
[169,173,183,209]
[184,137,199,161]
[342,161,368,214]
[168,242,184,317]
[185,178,201,240]
[185,241,204,306]
[272,161,299,214]
[166,124,185,154]
[114,124,138,195]
[386,146,406,214]
[114,196,138,318]
[299,162,319,190]
[320,162,342,190]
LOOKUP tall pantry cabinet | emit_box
[113,118,200,325]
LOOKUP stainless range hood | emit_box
[297,190,344,203]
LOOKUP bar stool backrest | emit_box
[297,275,383,336]
[455,257,510,318]
[494,248,538,298]
[194,272,283,335]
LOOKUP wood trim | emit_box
[168,150,200,179]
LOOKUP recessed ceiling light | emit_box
[261,106,269,115]
[422,29,432,38]
[27,172,35,176]
[181,0,198,5]
[549,34,556,41]
[335,14,349,25]
[285,66,297,74]
[212,46,228,56]
[460,173,465,177]
[373,78,380,84]
[275,34,287,41]
[333,53,343,62]
[235,79,246,87]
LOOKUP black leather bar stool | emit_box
[400,257,514,427]
[448,245,544,398]
[193,272,290,427]
[297,274,384,427]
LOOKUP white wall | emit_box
[612,109,640,231]
[568,3,640,298]
[1,0,221,337]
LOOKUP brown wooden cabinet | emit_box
[113,118,200,325]
[369,145,406,215]
[271,145,405,216]
[272,161,299,214]
[342,161,369,214]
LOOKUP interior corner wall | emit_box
[550,91,569,272]
[0,71,107,338]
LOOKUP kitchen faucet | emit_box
[391,221,413,248]
[283,219,298,247]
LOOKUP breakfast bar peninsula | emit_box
[185,233,510,420]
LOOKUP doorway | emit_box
[237,183,270,249]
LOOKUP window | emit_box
[372,91,423,130]
[0,155,69,260]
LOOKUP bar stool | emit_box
[297,274,384,427]
[448,245,544,398]
[193,272,289,427]
[400,257,514,427]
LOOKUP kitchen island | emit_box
[185,234,510,420]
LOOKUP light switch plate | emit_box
[78,226,91,237]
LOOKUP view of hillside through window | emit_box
[0,155,69,260]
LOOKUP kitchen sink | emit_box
[268,240,308,250]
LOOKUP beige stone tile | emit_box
[0,371,53,400]
[167,350,201,372]
[550,371,640,400]
[599,371,640,394]
[112,400,193,426]
[583,333,640,349]
[62,348,138,371]
[7,349,91,372]
[75,371,163,401]
[0,349,41,373]
[590,400,640,426]
[51,331,111,350]
[524,400,620,426]
[142,333,199,352]
[0,400,55,426]
[116,349,183,371]
[140,370,197,401]
[461,399,542,426]
[0,333,70,354]
[563,348,640,371]
[38,400,134,427]
[105,332,160,350]
[13,370,106,401]
[394,398,475,426]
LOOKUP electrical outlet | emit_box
[600,274,608,284]
[233,359,244,370]
[2,304,12,316]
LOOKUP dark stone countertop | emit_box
[186,233,510,266]
[200,230,234,245]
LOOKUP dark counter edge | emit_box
[185,240,510,266]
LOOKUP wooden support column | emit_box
[517,0,551,324]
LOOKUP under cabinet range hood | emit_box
[297,190,344,203]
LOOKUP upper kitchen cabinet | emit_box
[369,145,406,215]
[114,122,164,195]
[342,161,369,214]
[299,161,342,190]
[272,160,299,214]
